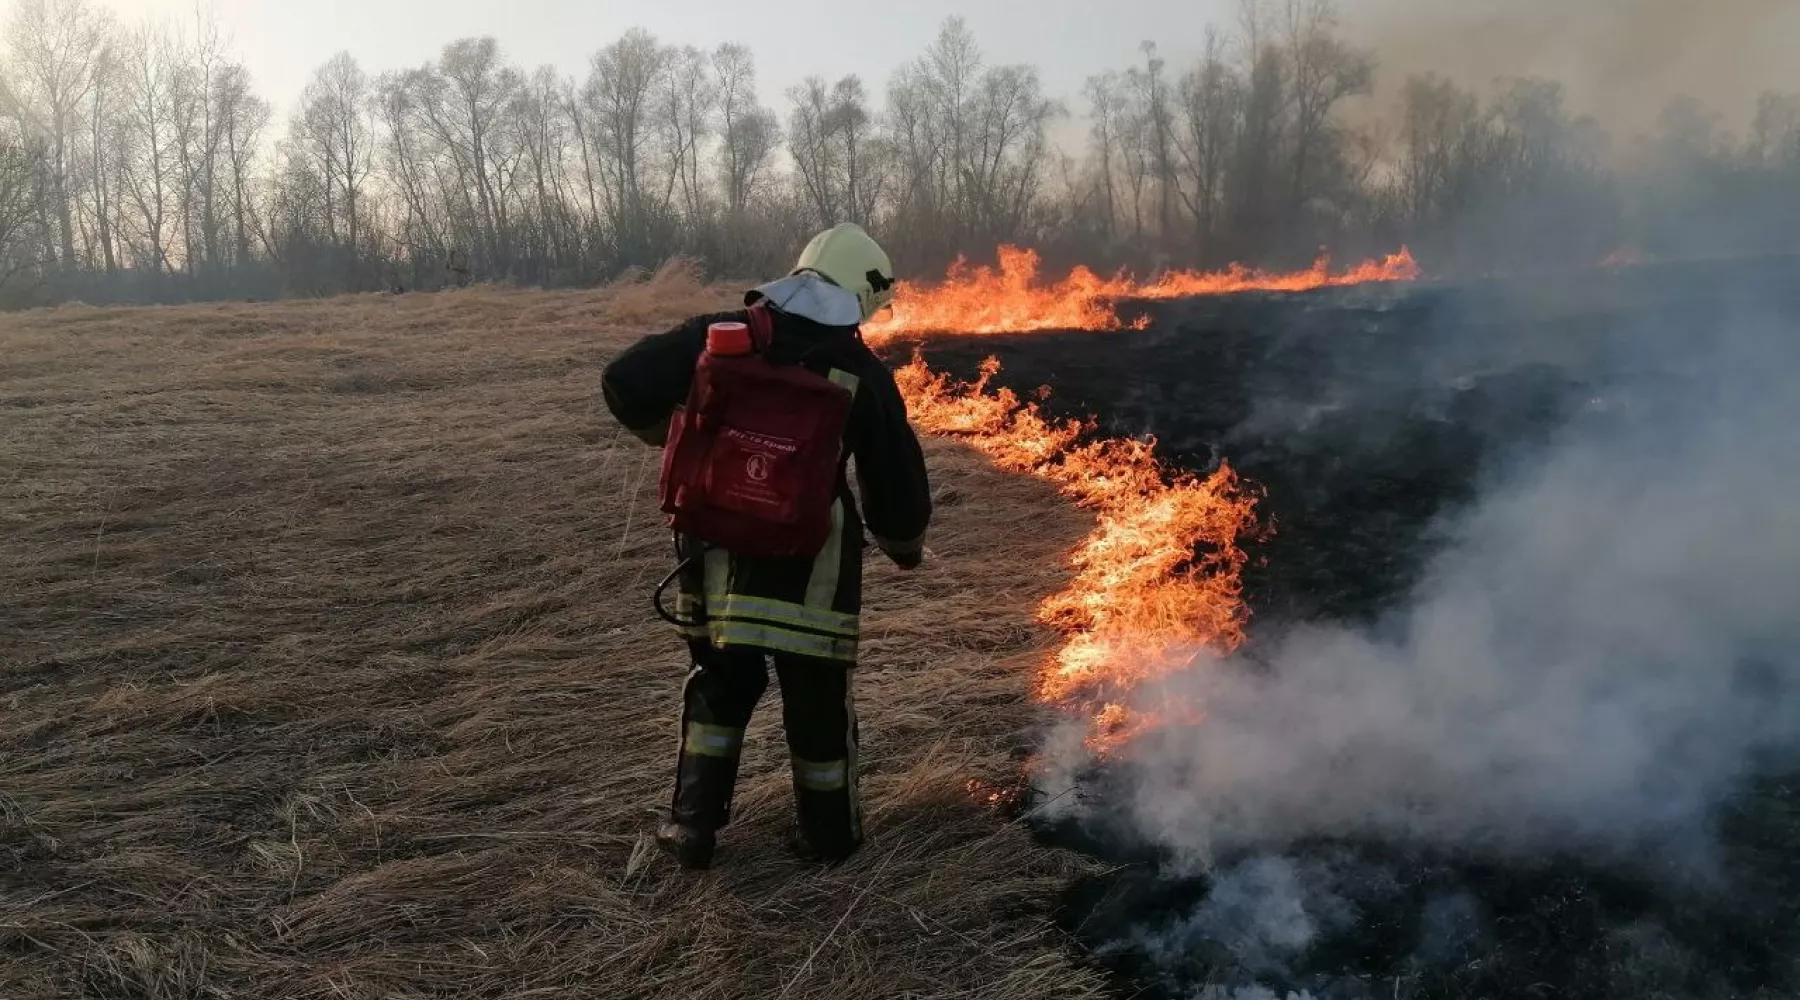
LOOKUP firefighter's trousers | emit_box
[672,639,862,855]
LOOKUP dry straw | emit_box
[0,268,1113,999]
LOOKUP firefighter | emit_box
[600,223,933,870]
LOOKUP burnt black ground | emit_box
[881,255,1800,1000]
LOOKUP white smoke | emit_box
[1099,303,1800,873]
[1341,0,1800,136]
[1108,855,1338,970]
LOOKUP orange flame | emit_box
[867,245,1419,341]
[895,356,1263,752]
[883,247,1417,751]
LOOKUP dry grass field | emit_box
[0,267,1110,1000]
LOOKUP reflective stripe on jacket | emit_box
[603,291,932,664]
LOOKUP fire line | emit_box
[879,247,1421,751]
[865,245,1419,342]
[895,356,1262,752]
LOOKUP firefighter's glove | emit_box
[877,535,925,570]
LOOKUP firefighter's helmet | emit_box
[792,223,895,323]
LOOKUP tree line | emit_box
[2,0,1798,309]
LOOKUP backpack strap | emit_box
[746,302,775,353]
[745,300,841,369]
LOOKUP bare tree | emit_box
[834,76,889,228]
[373,70,440,270]
[712,43,776,218]
[214,62,268,269]
[1118,75,1153,240]
[168,4,230,273]
[296,52,374,278]
[1132,42,1176,245]
[658,45,715,224]
[961,64,1057,245]
[787,75,892,231]
[1490,78,1578,184]
[117,23,180,274]
[513,65,575,274]
[1228,0,1290,256]
[1750,92,1800,167]
[3,0,114,269]
[920,17,982,239]
[559,73,602,247]
[1083,71,1125,242]
[412,38,525,273]
[0,134,50,296]
[1174,28,1242,253]
[882,17,1054,259]
[1281,0,1372,218]
[263,133,328,276]
[885,63,948,255]
[582,28,668,264]
[82,36,124,272]
[1395,73,1484,228]
[0,8,1791,306]
[786,76,841,229]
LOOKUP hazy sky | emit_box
[102,0,1238,121]
[89,0,1800,136]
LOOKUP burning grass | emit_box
[0,269,1111,1000]
[890,263,1800,1000]
[864,245,1420,339]
[891,357,1263,752]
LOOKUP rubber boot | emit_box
[655,820,717,870]
[665,642,766,873]
[662,750,739,872]
[786,824,861,865]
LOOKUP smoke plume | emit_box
[1342,0,1800,135]
[1088,294,1800,874]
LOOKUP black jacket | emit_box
[601,305,932,661]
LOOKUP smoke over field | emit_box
[900,256,1800,998]
[1124,330,1800,867]
[1346,0,1800,134]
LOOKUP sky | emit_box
[100,0,1239,123]
[77,0,1800,138]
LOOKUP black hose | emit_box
[653,556,698,627]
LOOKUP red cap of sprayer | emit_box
[706,321,753,356]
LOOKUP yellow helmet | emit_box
[792,223,895,323]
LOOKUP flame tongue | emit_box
[869,247,1133,339]
[1137,248,1421,299]
[895,356,1262,752]
[883,246,1418,752]
[867,245,1419,342]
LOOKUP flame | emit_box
[867,245,1419,341]
[895,356,1263,752]
[881,246,1418,752]
[964,776,1028,813]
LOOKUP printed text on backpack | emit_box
[657,306,855,558]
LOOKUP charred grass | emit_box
[905,272,1800,1000]
[0,268,1108,1000]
